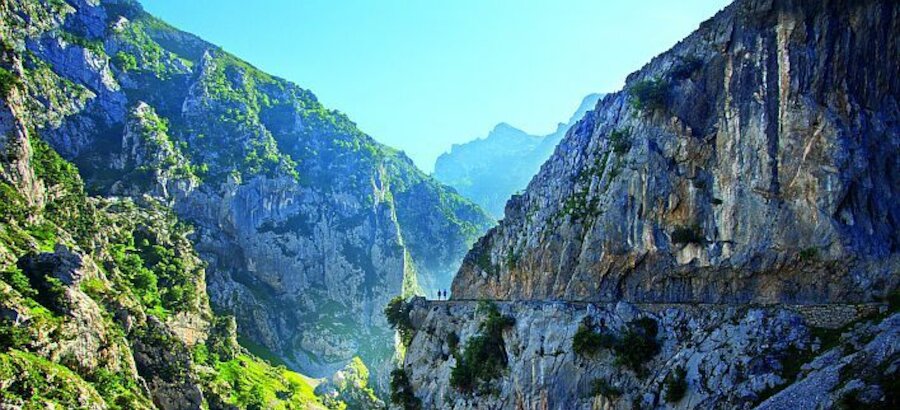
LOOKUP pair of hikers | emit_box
[435,289,448,300]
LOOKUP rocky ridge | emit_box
[434,94,603,219]
[400,0,900,408]
[2,0,493,392]
[452,0,899,304]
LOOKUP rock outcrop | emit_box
[434,94,603,219]
[452,0,899,304]
[2,0,493,391]
[402,0,900,408]
[401,299,896,409]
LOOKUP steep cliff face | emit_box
[0,87,336,408]
[2,0,492,389]
[434,94,603,219]
[453,0,899,304]
[398,0,900,408]
[402,299,896,409]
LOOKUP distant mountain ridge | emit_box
[434,93,603,218]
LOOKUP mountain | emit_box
[0,0,493,402]
[397,0,900,408]
[434,93,603,219]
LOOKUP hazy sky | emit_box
[142,0,731,172]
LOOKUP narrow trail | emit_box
[416,298,887,329]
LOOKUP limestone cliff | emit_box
[401,0,900,408]
[2,0,493,391]
[452,0,899,304]
[434,94,603,219]
[402,298,896,409]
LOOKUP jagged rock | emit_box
[452,0,900,305]
[4,0,494,394]
[402,300,896,409]
[434,94,603,219]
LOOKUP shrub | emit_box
[671,225,704,245]
[447,332,459,354]
[628,77,670,112]
[799,247,819,261]
[664,366,688,402]
[384,296,414,346]
[114,52,138,71]
[1,267,37,298]
[0,67,21,98]
[572,317,660,374]
[450,301,515,394]
[573,317,616,357]
[670,55,703,80]
[609,128,632,155]
[615,318,660,373]
[590,377,621,398]
[390,368,421,410]
[0,319,30,350]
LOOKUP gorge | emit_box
[1,0,898,409]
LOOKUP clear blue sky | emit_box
[141,0,731,172]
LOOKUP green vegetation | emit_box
[447,331,460,354]
[30,135,97,248]
[390,368,421,410]
[384,296,415,346]
[0,67,21,97]
[589,377,621,398]
[114,52,138,71]
[671,224,704,245]
[664,366,688,402]
[22,263,71,315]
[57,31,105,55]
[113,18,189,79]
[1,266,36,299]
[628,77,670,112]
[206,354,325,410]
[799,247,819,261]
[473,248,497,276]
[572,317,661,374]
[609,128,632,155]
[0,319,30,351]
[107,224,201,317]
[87,368,153,409]
[572,317,617,357]
[450,301,516,394]
[0,350,105,408]
[670,55,703,80]
[615,317,660,373]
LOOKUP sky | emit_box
[142,0,732,172]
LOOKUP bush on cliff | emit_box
[450,301,515,394]
[572,317,661,374]
[384,296,414,346]
[390,368,421,410]
[629,77,670,112]
[573,317,616,357]
[0,67,21,98]
[590,377,621,398]
[615,317,660,373]
[664,366,688,402]
[671,224,704,245]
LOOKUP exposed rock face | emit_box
[453,0,899,304]
[3,0,493,390]
[434,94,603,219]
[401,299,896,409]
[401,0,900,408]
